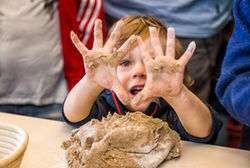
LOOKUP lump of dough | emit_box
[62,112,181,168]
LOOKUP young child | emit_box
[62,16,222,143]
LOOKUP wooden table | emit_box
[0,112,249,168]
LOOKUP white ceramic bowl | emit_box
[0,122,29,168]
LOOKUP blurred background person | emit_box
[0,0,105,120]
[216,0,250,150]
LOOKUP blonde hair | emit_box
[108,15,194,87]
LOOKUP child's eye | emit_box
[120,60,131,66]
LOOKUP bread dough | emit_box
[62,112,181,168]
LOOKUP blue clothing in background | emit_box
[216,0,250,150]
[104,0,234,37]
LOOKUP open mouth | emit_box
[130,86,144,96]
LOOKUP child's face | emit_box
[117,38,155,112]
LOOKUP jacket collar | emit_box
[100,90,160,117]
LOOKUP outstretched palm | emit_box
[132,27,196,106]
[71,19,136,105]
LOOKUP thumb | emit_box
[112,81,131,105]
[131,89,149,107]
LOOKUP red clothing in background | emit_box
[58,0,106,90]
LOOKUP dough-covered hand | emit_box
[71,19,136,105]
[132,27,196,106]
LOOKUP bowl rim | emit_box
[0,122,29,167]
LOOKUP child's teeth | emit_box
[135,86,143,91]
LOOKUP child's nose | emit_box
[133,62,146,78]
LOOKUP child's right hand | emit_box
[70,19,136,105]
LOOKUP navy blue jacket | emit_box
[62,90,222,144]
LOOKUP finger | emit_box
[110,35,137,65]
[131,89,149,107]
[71,31,88,56]
[104,21,123,51]
[179,41,196,67]
[113,80,131,105]
[149,27,163,56]
[117,35,137,55]
[137,36,152,63]
[165,27,175,58]
[93,19,103,49]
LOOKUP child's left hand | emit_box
[132,27,196,106]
